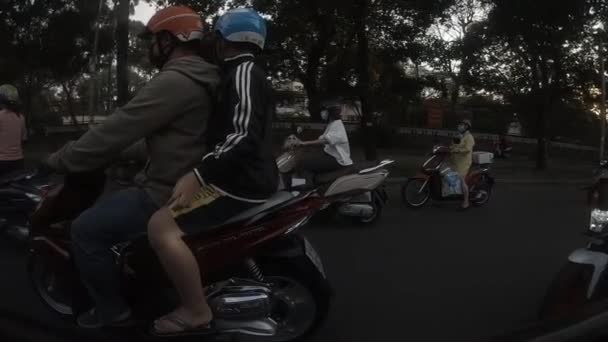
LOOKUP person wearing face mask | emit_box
[43,6,220,328]
[145,9,279,335]
[450,119,475,209]
[289,101,353,187]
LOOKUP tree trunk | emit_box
[450,80,460,113]
[302,8,335,121]
[534,85,550,170]
[535,60,554,170]
[106,52,114,113]
[61,82,78,125]
[303,55,322,120]
[355,0,377,161]
[536,102,548,170]
[22,74,36,131]
[304,81,321,122]
[116,0,130,106]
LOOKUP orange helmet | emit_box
[139,6,204,42]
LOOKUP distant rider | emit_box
[450,119,475,209]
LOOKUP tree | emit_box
[476,0,597,169]
[116,0,132,106]
[425,0,490,107]
[0,0,114,125]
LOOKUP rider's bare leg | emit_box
[148,208,213,333]
[461,176,470,208]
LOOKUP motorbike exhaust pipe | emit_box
[338,203,374,218]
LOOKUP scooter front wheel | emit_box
[539,261,593,320]
[27,251,76,317]
[402,178,430,209]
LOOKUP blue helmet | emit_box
[215,8,267,50]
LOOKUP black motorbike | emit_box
[539,160,608,320]
[0,170,50,241]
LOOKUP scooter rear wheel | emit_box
[471,178,492,207]
[354,195,383,225]
[261,258,331,341]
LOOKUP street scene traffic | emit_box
[2,0,608,342]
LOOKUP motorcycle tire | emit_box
[538,261,594,320]
[471,179,492,207]
[260,257,331,342]
[354,193,383,225]
[27,251,80,318]
[401,178,430,209]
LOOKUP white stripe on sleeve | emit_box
[217,61,254,155]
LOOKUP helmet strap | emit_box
[150,33,177,68]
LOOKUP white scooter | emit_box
[277,132,393,224]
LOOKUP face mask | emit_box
[320,110,329,122]
[457,124,467,133]
[148,35,174,69]
[200,33,219,64]
[148,42,165,69]
[216,38,227,64]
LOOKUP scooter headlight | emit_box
[590,209,608,233]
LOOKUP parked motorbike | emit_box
[277,134,393,224]
[539,160,608,320]
[0,169,50,241]
[26,161,388,340]
[401,145,494,208]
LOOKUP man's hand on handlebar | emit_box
[36,156,56,177]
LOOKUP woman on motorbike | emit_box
[290,101,353,187]
[450,119,475,209]
[0,84,27,177]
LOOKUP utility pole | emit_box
[87,0,104,126]
[600,36,606,161]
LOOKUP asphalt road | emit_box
[0,183,590,342]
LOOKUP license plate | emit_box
[303,238,326,278]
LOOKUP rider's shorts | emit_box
[170,184,255,235]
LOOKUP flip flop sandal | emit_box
[150,314,216,338]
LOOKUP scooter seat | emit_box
[313,166,355,185]
[221,191,295,226]
[313,161,383,185]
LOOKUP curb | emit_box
[493,178,591,185]
[386,177,591,186]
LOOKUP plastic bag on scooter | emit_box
[277,152,296,173]
[441,168,463,197]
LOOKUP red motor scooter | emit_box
[26,169,332,341]
[401,145,494,208]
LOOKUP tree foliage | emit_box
[2,0,608,164]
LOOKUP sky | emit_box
[131,1,235,24]
[132,1,156,23]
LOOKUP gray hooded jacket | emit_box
[48,56,220,206]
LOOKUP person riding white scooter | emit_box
[286,102,353,189]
